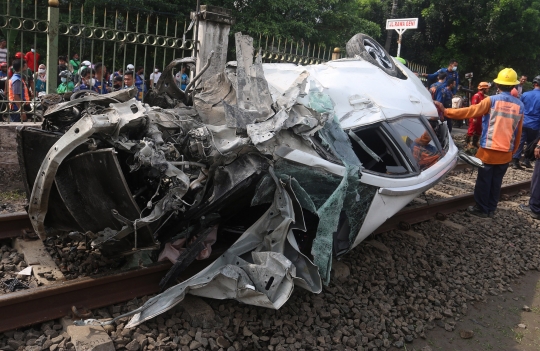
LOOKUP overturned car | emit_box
[17,33,457,327]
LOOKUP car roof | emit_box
[262,59,438,130]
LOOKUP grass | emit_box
[0,190,26,205]
[0,189,26,202]
[513,328,525,343]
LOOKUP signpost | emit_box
[386,18,418,58]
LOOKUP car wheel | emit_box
[346,33,403,78]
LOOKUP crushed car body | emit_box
[17,33,458,327]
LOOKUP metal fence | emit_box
[249,32,428,81]
[250,33,335,65]
[0,0,195,123]
[0,0,428,123]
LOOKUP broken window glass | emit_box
[388,117,442,171]
[348,124,411,175]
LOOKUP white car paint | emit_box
[263,58,459,251]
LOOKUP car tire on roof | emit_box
[346,33,403,79]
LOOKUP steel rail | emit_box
[0,262,171,333]
[0,212,33,240]
[374,180,531,234]
[0,176,531,332]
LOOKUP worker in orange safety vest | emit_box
[8,59,30,122]
[435,68,524,218]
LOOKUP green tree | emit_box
[385,0,540,83]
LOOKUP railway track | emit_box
[0,164,532,333]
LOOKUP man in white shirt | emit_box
[149,67,161,89]
[0,39,7,64]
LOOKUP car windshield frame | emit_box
[384,115,444,173]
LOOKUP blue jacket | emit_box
[125,76,147,101]
[430,81,444,99]
[436,86,453,108]
[521,88,540,130]
[427,68,459,94]
[93,79,110,94]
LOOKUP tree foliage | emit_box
[391,0,540,82]
[3,0,540,83]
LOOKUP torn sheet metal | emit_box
[97,180,321,328]
[20,31,459,326]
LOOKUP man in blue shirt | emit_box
[511,75,540,169]
[93,62,111,94]
[423,59,460,94]
[73,67,97,92]
[429,72,447,99]
[124,70,145,101]
[436,78,456,132]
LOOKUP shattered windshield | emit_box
[388,117,442,171]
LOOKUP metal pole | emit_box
[396,29,403,58]
[193,0,200,61]
[46,0,60,94]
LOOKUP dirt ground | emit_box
[408,270,540,351]
[0,189,27,214]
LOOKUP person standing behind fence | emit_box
[74,67,96,92]
[124,71,145,101]
[57,56,67,86]
[511,75,540,169]
[149,67,161,89]
[136,66,145,89]
[9,56,34,100]
[438,68,524,218]
[93,62,110,94]
[57,70,74,94]
[24,46,40,73]
[69,53,80,73]
[0,39,7,64]
[8,59,30,122]
[35,64,46,95]
[112,75,123,91]
[175,66,190,90]
[110,68,123,85]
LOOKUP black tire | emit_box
[346,33,403,78]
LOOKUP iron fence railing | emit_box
[250,33,336,65]
[0,0,195,123]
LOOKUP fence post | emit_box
[331,47,341,61]
[46,0,59,94]
[191,5,234,82]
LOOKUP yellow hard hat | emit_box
[493,68,520,85]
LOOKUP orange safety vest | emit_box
[8,73,30,111]
[480,92,524,152]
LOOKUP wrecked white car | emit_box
[17,33,457,327]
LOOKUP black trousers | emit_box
[474,163,509,214]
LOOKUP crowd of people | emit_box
[429,63,540,222]
[0,40,190,121]
[3,40,540,222]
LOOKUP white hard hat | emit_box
[127,64,135,70]
[82,60,91,66]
